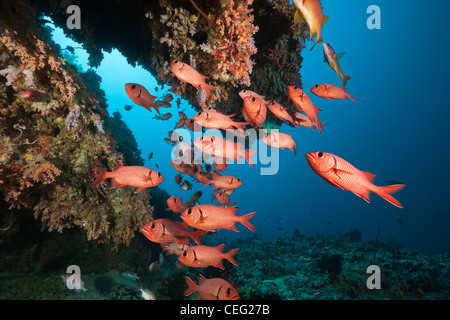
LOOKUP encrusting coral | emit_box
[0,4,155,251]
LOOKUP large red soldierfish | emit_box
[184,275,240,300]
[125,83,170,115]
[287,86,324,133]
[305,151,406,208]
[178,244,239,270]
[193,136,257,167]
[92,163,164,192]
[322,43,351,87]
[292,0,329,51]
[181,204,257,232]
[170,60,217,97]
[310,84,358,103]
[140,218,206,246]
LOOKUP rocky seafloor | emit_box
[1,227,449,300]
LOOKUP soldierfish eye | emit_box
[197,112,201,116]
[318,151,324,158]
[182,251,187,257]
[226,288,231,295]
[151,223,156,229]
[158,172,161,177]
[131,84,136,89]
[294,86,298,89]
[187,209,192,215]
[252,97,256,102]
[314,85,318,88]
[174,60,178,64]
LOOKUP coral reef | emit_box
[0,2,155,251]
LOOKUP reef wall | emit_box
[33,0,308,116]
[0,1,154,251]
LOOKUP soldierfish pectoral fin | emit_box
[322,15,329,27]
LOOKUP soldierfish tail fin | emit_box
[201,83,218,98]
[238,212,257,232]
[224,248,240,266]
[375,184,406,208]
[244,149,258,167]
[92,164,109,187]
[184,276,197,296]
[343,75,351,87]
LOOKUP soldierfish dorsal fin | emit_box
[362,171,376,183]
[215,244,226,253]
[198,274,207,284]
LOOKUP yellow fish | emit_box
[293,0,329,51]
[322,42,351,87]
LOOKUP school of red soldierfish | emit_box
[92,1,405,300]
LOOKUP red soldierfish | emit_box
[242,96,267,128]
[310,84,358,103]
[212,189,235,206]
[207,172,243,189]
[178,244,239,270]
[293,0,329,51]
[163,243,191,256]
[140,218,206,246]
[305,151,406,208]
[92,163,164,192]
[184,275,240,300]
[261,132,297,156]
[267,100,296,125]
[167,196,192,213]
[125,83,170,115]
[193,107,248,131]
[193,136,257,167]
[181,204,257,232]
[238,89,268,104]
[170,60,217,97]
[322,43,351,87]
[288,86,324,133]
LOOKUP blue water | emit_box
[52,0,450,255]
